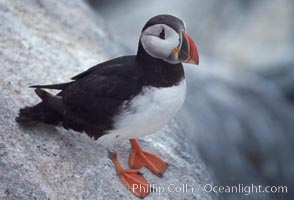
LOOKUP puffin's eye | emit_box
[159,29,165,39]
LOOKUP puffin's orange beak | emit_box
[181,32,199,65]
[168,32,199,65]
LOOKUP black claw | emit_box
[158,173,163,178]
[137,171,143,175]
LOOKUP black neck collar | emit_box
[136,41,164,64]
[136,41,185,87]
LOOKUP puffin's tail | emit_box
[16,89,64,125]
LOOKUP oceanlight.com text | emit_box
[131,183,288,196]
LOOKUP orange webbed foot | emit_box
[129,139,168,177]
[108,151,152,199]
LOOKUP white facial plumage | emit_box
[140,24,180,64]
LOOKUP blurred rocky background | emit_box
[88,0,294,200]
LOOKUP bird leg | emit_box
[108,151,151,199]
[129,139,168,177]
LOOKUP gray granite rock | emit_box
[0,0,216,200]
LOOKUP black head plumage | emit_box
[142,14,186,33]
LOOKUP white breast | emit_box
[97,79,186,147]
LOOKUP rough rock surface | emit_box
[0,0,216,200]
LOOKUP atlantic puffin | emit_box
[16,14,199,198]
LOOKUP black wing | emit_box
[60,56,143,139]
[70,56,129,80]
